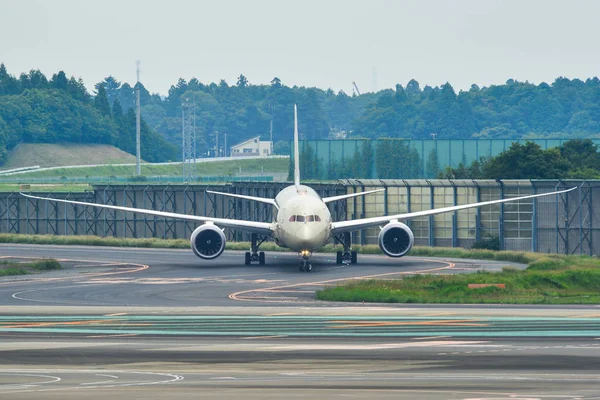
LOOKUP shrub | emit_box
[472,235,500,251]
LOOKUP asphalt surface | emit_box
[0,243,498,307]
[1,243,600,399]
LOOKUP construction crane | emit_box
[352,81,361,96]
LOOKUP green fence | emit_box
[295,139,600,179]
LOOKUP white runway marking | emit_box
[0,369,184,393]
[0,373,61,389]
[265,340,488,351]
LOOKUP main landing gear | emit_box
[245,233,267,265]
[334,232,357,265]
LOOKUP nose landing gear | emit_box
[299,250,313,272]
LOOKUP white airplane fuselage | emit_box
[273,184,332,253]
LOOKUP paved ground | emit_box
[0,243,502,307]
[1,244,599,399]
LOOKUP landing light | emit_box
[300,250,311,257]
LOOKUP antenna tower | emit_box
[182,98,197,181]
[135,60,141,176]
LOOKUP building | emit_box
[230,136,272,157]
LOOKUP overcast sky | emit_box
[1,0,599,95]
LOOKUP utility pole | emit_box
[270,117,273,155]
[269,103,274,155]
[214,131,219,158]
[224,133,227,158]
[135,60,141,176]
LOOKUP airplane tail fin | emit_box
[293,104,300,188]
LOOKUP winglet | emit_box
[293,104,300,188]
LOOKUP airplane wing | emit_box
[331,187,576,234]
[20,193,274,236]
[206,190,278,208]
[322,189,385,204]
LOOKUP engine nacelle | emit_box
[378,221,414,257]
[190,223,226,260]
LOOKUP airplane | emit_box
[21,105,575,272]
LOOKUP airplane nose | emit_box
[295,224,314,247]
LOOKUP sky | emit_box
[1,0,599,95]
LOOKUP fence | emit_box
[295,138,600,179]
[1,179,598,255]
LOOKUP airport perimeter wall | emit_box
[0,179,598,255]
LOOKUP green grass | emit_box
[0,258,61,276]
[1,143,137,169]
[7,157,289,179]
[0,184,93,192]
[0,234,546,264]
[316,254,600,304]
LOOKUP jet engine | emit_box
[378,221,414,257]
[190,223,226,259]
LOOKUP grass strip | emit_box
[6,158,289,179]
[0,258,61,276]
[0,233,542,264]
[316,254,600,304]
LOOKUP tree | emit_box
[236,74,248,88]
[270,77,281,88]
[101,76,121,105]
[0,63,19,95]
[93,84,111,117]
[425,148,439,178]
[405,79,420,97]
[482,142,570,179]
[50,71,68,90]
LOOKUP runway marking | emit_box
[571,313,600,318]
[229,257,456,303]
[105,313,128,316]
[86,334,139,338]
[437,343,600,356]
[328,319,489,328]
[0,372,61,388]
[242,335,288,339]
[0,369,184,393]
[264,313,296,316]
[264,340,487,351]
[1,319,126,329]
[0,256,149,287]
[411,336,452,340]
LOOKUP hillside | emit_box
[1,143,139,169]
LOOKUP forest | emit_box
[1,62,600,169]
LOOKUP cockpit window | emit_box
[290,215,321,222]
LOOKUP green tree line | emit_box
[3,62,600,168]
[0,64,178,164]
[353,79,600,140]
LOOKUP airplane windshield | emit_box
[290,215,321,222]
